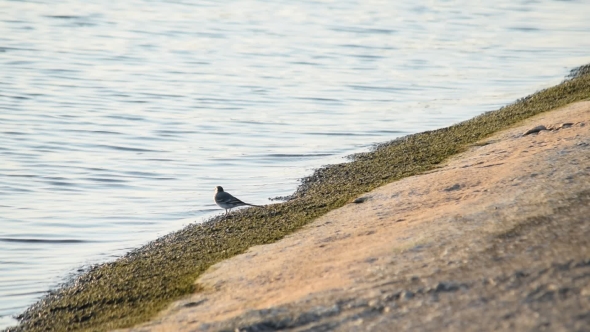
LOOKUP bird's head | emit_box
[215,186,224,193]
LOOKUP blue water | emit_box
[1,0,589,328]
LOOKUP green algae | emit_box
[9,65,590,332]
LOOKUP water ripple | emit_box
[0,238,89,244]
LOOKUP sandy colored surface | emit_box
[124,102,590,331]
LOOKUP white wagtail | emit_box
[214,186,262,215]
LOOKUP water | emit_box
[1,0,589,328]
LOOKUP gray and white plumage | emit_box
[214,186,261,215]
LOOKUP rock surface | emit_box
[122,102,590,332]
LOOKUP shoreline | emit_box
[8,64,590,332]
[124,100,590,331]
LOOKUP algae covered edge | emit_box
[8,64,590,332]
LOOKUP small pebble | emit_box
[523,125,547,136]
[402,290,415,299]
[353,197,369,204]
[444,184,461,192]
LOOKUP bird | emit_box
[214,186,262,215]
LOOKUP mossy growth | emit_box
[9,65,590,332]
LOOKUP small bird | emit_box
[214,186,262,215]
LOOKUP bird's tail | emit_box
[245,203,264,208]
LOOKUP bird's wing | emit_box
[217,192,246,205]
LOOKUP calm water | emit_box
[1,0,589,328]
